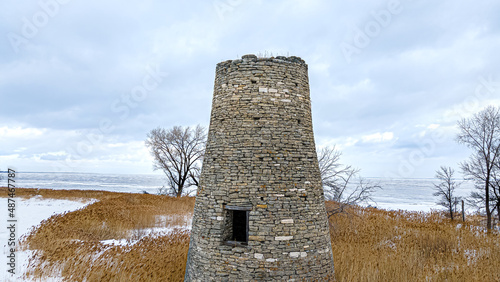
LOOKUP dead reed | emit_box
[25,229,190,281]
[0,187,126,202]
[327,202,500,282]
[14,189,194,281]
[6,189,500,281]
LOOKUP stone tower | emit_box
[184,55,335,281]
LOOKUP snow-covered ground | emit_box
[0,196,193,282]
[0,196,94,282]
[101,214,192,247]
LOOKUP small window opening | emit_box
[223,206,251,247]
[232,210,247,242]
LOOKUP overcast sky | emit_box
[1,0,500,178]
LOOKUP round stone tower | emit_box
[184,55,335,281]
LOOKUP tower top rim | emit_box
[217,54,307,68]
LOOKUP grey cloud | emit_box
[1,0,500,176]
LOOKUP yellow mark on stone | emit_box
[249,236,265,242]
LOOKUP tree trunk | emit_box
[497,202,500,223]
[176,183,184,197]
[485,178,492,230]
[449,205,454,220]
[462,200,465,222]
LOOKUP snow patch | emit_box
[0,197,94,281]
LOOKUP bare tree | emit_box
[318,146,354,194]
[457,106,500,230]
[145,125,206,197]
[489,161,500,222]
[318,146,381,218]
[464,152,498,220]
[433,166,461,220]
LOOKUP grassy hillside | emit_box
[3,188,500,281]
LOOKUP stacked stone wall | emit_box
[184,54,335,281]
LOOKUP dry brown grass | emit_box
[7,189,194,281]
[327,202,500,282]
[0,187,125,202]
[8,189,500,281]
[24,230,190,281]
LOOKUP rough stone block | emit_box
[275,236,293,241]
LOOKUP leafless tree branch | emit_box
[318,146,381,219]
[433,166,461,220]
[457,106,500,230]
[145,125,206,197]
